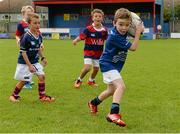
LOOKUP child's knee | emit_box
[107,88,115,96]
[16,81,26,89]
[109,90,115,96]
[38,75,45,82]
[21,81,26,85]
[84,66,91,72]
[117,84,126,91]
[93,67,99,72]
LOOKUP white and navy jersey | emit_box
[99,27,132,72]
[18,30,43,64]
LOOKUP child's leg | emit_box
[90,84,115,106]
[88,59,99,86]
[12,81,26,96]
[89,67,99,80]
[37,75,55,102]
[88,59,99,81]
[74,64,91,88]
[88,67,99,86]
[88,84,115,114]
[111,79,126,110]
[10,81,26,102]
[106,79,125,114]
[37,75,46,97]
[97,84,115,102]
[106,79,126,127]
[16,81,26,89]
[79,64,91,80]
[87,67,99,86]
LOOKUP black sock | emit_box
[91,96,102,106]
[110,103,120,114]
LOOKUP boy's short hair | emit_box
[91,9,104,17]
[114,8,132,23]
[21,6,34,15]
[27,13,40,24]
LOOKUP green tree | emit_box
[175,5,180,20]
[164,8,171,22]
[164,5,180,22]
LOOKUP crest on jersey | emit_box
[91,34,95,37]
[31,41,35,46]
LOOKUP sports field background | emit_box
[0,39,180,133]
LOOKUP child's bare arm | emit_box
[38,48,47,66]
[15,36,21,45]
[129,23,144,51]
[73,36,81,45]
[40,43,45,51]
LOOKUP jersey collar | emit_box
[92,23,105,31]
[27,30,40,40]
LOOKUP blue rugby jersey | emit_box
[18,30,43,64]
[99,27,132,72]
[79,24,108,59]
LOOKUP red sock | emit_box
[12,86,21,98]
[38,83,46,97]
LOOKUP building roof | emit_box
[0,0,32,13]
[33,0,156,5]
[0,0,48,13]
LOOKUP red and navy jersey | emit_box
[15,20,29,37]
[79,24,108,59]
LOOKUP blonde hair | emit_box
[114,8,132,23]
[91,9,104,17]
[27,13,39,24]
[21,6,34,15]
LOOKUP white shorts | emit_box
[84,58,99,67]
[14,63,44,82]
[102,70,122,84]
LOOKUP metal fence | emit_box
[170,20,180,33]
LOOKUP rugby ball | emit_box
[128,12,143,37]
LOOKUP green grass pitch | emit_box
[0,39,180,133]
